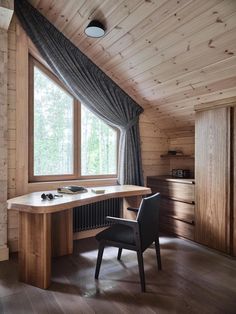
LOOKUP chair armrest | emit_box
[106,216,138,230]
[127,207,139,213]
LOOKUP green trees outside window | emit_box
[81,104,117,176]
[29,57,118,182]
[34,66,74,176]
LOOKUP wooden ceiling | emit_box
[28,0,236,131]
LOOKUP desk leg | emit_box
[123,195,142,220]
[19,212,51,289]
[51,208,73,257]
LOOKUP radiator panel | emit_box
[73,198,122,232]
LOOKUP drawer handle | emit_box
[166,215,195,225]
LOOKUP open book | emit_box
[57,186,88,194]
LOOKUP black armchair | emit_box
[95,193,162,292]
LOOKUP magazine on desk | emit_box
[57,186,88,194]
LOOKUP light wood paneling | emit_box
[27,0,236,129]
[169,135,195,176]
[0,17,10,261]
[6,18,20,252]
[15,20,28,196]
[195,95,236,111]
[195,107,230,253]
[233,107,236,256]
[0,0,13,30]
[139,113,169,182]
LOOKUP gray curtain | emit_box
[15,0,144,185]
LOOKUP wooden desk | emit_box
[7,185,151,289]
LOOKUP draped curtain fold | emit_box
[15,0,144,185]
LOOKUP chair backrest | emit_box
[136,193,161,251]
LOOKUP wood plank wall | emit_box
[140,113,170,183]
[5,18,185,252]
[0,0,14,261]
[0,28,9,261]
[168,129,195,177]
[7,17,17,252]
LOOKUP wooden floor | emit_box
[0,236,236,314]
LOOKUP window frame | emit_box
[28,55,118,182]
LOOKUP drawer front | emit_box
[160,198,195,224]
[160,216,194,240]
[150,181,194,203]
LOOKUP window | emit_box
[29,57,118,182]
[81,104,117,176]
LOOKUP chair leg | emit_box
[155,237,162,270]
[137,251,146,292]
[117,248,122,260]
[95,243,104,279]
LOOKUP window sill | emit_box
[27,178,118,193]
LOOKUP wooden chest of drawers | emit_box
[147,176,195,240]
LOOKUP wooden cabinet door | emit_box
[195,107,231,253]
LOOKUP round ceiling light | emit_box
[85,20,105,38]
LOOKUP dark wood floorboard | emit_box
[0,236,236,314]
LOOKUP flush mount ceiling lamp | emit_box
[85,20,105,38]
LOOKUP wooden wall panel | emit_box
[169,135,195,177]
[7,17,17,253]
[0,0,14,30]
[139,113,169,183]
[233,107,236,256]
[15,18,29,196]
[195,107,230,253]
[0,1,13,261]
[0,29,8,261]
[23,0,236,130]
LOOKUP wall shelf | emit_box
[160,154,194,159]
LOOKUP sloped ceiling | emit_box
[28,0,236,132]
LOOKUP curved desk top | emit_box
[7,185,151,214]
